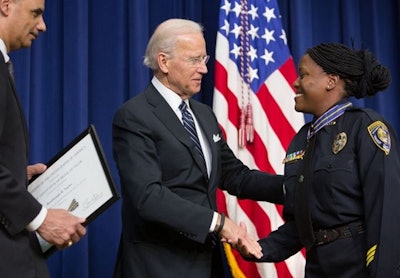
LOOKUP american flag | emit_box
[213,0,305,277]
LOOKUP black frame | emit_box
[28,124,119,257]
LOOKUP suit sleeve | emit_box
[249,221,303,262]
[218,139,284,204]
[199,104,284,204]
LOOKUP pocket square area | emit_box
[213,134,221,142]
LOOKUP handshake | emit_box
[215,213,262,260]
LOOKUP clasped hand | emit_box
[218,217,262,259]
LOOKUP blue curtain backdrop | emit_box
[9,0,399,277]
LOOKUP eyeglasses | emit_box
[179,55,210,67]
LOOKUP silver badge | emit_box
[332,132,347,154]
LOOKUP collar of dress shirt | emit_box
[151,76,190,116]
[0,38,10,63]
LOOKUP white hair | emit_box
[143,18,204,71]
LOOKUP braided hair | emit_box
[306,42,391,99]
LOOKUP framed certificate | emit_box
[28,124,119,256]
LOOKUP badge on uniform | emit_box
[367,120,391,155]
[332,132,347,154]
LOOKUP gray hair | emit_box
[143,18,204,71]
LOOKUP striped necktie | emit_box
[179,101,206,166]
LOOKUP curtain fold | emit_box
[8,0,399,277]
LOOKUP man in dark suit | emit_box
[113,18,284,278]
[0,0,86,277]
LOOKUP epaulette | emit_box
[347,107,382,121]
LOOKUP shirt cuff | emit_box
[209,211,218,232]
[26,207,47,232]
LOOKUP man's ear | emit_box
[158,52,169,74]
[0,0,12,16]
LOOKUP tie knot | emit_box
[179,101,188,112]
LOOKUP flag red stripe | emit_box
[214,61,240,128]
[244,132,274,173]
[216,189,228,215]
[231,248,262,278]
[275,261,294,278]
[280,57,298,90]
[238,199,272,237]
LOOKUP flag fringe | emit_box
[223,243,246,278]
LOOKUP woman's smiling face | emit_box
[293,54,333,117]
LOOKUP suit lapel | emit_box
[189,100,218,180]
[0,54,29,156]
[145,85,208,176]
[189,100,221,207]
[10,79,29,153]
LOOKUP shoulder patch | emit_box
[367,121,391,155]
